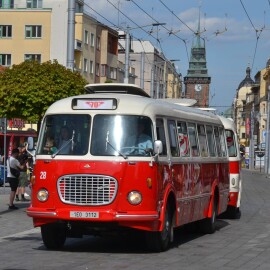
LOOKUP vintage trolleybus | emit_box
[218,116,242,218]
[27,84,230,251]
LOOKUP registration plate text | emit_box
[70,211,99,218]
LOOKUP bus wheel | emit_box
[41,223,67,250]
[145,205,174,252]
[201,199,217,234]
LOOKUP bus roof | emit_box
[85,83,150,98]
[218,116,236,131]
[45,84,223,126]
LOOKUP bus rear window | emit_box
[226,130,237,157]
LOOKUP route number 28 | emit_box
[40,171,47,179]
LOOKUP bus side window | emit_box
[219,127,227,157]
[187,122,199,157]
[206,125,216,157]
[177,121,190,157]
[197,124,209,157]
[156,118,167,156]
[167,120,179,157]
[214,126,227,157]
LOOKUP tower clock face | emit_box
[195,84,202,92]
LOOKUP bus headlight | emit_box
[127,191,142,205]
[37,189,49,202]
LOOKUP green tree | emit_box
[0,60,87,126]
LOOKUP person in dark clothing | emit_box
[7,148,25,210]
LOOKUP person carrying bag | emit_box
[7,148,25,210]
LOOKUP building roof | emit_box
[237,67,255,89]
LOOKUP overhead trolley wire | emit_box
[129,0,189,62]
[107,0,166,55]
[239,0,265,70]
[83,1,154,66]
[158,0,197,35]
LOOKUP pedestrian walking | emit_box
[7,148,25,210]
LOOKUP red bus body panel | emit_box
[228,160,241,208]
[27,159,229,232]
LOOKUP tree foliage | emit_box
[0,60,87,124]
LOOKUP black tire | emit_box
[201,199,217,234]
[226,206,241,219]
[145,205,174,252]
[41,223,67,250]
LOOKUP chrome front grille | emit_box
[57,174,118,206]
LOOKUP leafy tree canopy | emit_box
[0,60,87,123]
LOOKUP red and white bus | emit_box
[27,84,229,251]
[218,116,242,218]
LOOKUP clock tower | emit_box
[184,16,211,107]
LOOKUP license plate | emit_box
[70,211,99,219]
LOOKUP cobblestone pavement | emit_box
[0,169,270,270]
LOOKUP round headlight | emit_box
[37,189,49,202]
[231,177,236,186]
[127,191,142,205]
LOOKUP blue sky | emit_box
[85,0,270,113]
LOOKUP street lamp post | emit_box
[124,27,130,84]
[265,85,270,173]
[249,104,255,170]
[122,22,166,84]
[151,59,180,99]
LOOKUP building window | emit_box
[24,54,41,63]
[90,33,94,47]
[0,0,14,8]
[0,54,11,66]
[25,25,42,38]
[83,58,88,73]
[96,63,100,76]
[84,30,89,45]
[26,0,42,8]
[97,36,101,50]
[90,60,94,74]
[101,64,107,77]
[0,25,12,38]
[75,1,83,13]
[109,67,117,80]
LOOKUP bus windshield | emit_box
[91,115,154,157]
[37,114,91,156]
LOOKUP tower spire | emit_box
[196,5,201,48]
[184,4,211,107]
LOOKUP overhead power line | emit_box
[158,0,196,35]
[107,0,166,55]
[83,1,156,66]
[129,0,189,62]
[239,0,265,70]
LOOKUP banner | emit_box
[246,117,250,136]
[8,134,14,157]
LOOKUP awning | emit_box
[0,130,37,137]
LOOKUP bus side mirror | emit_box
[27,137,34,150]
[154,140,163,155]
